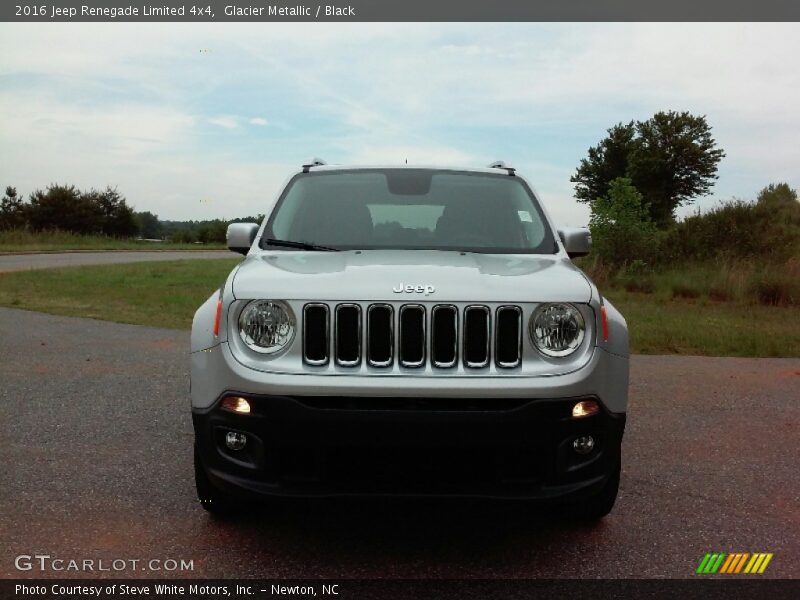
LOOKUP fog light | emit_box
[225,431,247,451]
[221,396,251,414]
[573,435,595,455]
[572,399,599,419]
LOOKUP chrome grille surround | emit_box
[334,303,362,367]
[494,305,523,369]
[398,304,427,368]
[303,301,526,371]
[366,303,394,367]
[462,305,491,368]
[430,304,458,368]
[302,303,330,366]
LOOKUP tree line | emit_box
[3,110,795,255]
[0,184,263,244]
[0,185,138,237]
[575,110,798,267]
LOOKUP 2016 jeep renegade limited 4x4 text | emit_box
[191,161,629,519]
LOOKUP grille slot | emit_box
[335,304,361,366]
[302,303,329,365]
[399,304,426,367]
[495,306,522,368]
[463,305,490,368]
[367,304,393,367]
[431,305,458,368]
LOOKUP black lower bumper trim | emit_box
[193,393,625,500]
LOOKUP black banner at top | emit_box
[3,0,800,22]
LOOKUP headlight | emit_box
[529,303,586,357]
[238,300,295,354]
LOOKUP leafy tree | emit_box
[196,220,227,244]
[572,111,726,227]
[757,182,798,207]
[171,229,197,244]
[88,186,138,237]
[3,180,270,241]
[134,211,162,239]
[27,184,103,234]
[230,214,265,224]
[0,186,27,230]
[571,122,636,207]
[588,177,657,266]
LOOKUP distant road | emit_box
[0,250,235,273]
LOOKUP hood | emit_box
[232,250,593,303]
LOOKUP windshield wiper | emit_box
[262,238,340,252]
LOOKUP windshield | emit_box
[264,169,557,253]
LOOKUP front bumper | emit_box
[191,342,630,414]
[193,394,625,500]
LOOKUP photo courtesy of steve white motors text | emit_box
[15,583,340,597]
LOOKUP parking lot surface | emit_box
[1,307,798,578]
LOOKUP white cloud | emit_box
[208,115,239,129]
[0,22,798,225]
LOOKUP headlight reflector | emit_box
[238,300,295,354]
[529,303,585,357]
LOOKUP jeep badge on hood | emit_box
[393,283,436,295]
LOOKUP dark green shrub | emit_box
[659,184,799,264]
[589,178,658,267]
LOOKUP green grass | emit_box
[604,290,800,357]
[590,259,800,356]
[0,230,226,253]
[0,258,798,356]
[585,258,800,306]
[0,259,240,330]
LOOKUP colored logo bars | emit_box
[696,553,773,574]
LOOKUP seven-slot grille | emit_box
[302,303,522,369]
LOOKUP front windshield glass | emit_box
[265,169,557,253]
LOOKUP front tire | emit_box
[194,445,236,515]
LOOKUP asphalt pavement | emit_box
[0,250,233,273]
[1,307,798,579]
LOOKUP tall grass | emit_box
[583,257,800,307]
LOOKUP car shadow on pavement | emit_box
[197,496,605,569]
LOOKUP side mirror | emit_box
[227,223,259,256]
[558,228,591,259]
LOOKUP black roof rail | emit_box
[302,158,327,173]
[487,160,515,175]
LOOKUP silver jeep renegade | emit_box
[191,161,629,519]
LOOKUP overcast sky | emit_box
[0,23,798,225]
